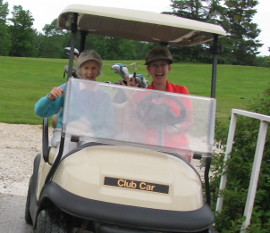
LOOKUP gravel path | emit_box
[0,123,43,196]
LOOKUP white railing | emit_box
[215,109,270,233]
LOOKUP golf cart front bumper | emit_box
[40,182,214,232]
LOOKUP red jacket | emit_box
[147,81,189,94]
[145,81,192,151]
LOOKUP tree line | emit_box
[0,0,269,67]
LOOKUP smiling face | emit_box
[147,59,171,86]
[80,60,100,81]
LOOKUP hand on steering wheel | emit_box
[136,93,187,129]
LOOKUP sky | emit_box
[6,0,270,56]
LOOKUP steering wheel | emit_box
[136,93,187,129]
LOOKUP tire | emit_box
[35,209,70,233]
[25,176,33,225]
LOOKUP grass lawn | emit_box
[0,56,269,126]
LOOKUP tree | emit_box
[219,0,262,65]
[164,0,222,62]
[43,19,66,37]
[36,19,70,58]
[165,0,262,65]
[82,34,152,60]
[8,5,38,57]
[168,0,209,20]
[0,0,11,55]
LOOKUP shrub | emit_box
[211,88,270,232]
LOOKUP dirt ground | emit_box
[0,123,43,196]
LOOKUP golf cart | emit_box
[25,4,226,233]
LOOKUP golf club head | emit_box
[112,63,129,80]
[64,47,79,58]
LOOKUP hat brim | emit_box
[79,58,102,67]
[145,57,173,65]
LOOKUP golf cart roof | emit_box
[57,4,226,46]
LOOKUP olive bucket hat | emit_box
[145,46,173,65]
[76,50,103,77]
[77,50,102,69]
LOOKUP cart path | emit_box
[0,194,33,233]
[0,123,43,196]
[0,123,41,232]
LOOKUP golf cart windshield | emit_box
[62,78,216,156]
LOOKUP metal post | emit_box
[67,13,78,79]
[80,31,88,53]
[215,111,237,212]
[240,120,268,233]
[211,34,219,98]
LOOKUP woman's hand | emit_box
[48,87,65,100]
[120,76,139,87]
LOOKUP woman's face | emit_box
[147,60,171,84]
[80,60,100,81]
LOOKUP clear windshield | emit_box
[62,78,216,157]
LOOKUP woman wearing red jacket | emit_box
[123,46,193,161]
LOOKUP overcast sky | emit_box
[6,0,270,56]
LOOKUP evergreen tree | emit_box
[169,0,209,20]
[8,5,38,57]
[164,0,219,62]
[166,0,262,65]
[0,0,11,55]
[219,0,262,65]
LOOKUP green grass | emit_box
[170,63,270,122]
[0,56,269,125]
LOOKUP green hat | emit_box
[145,46,173,65]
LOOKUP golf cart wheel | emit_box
[24,176,33,225]
[35,209,70,233]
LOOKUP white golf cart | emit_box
[25,4,226,233]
